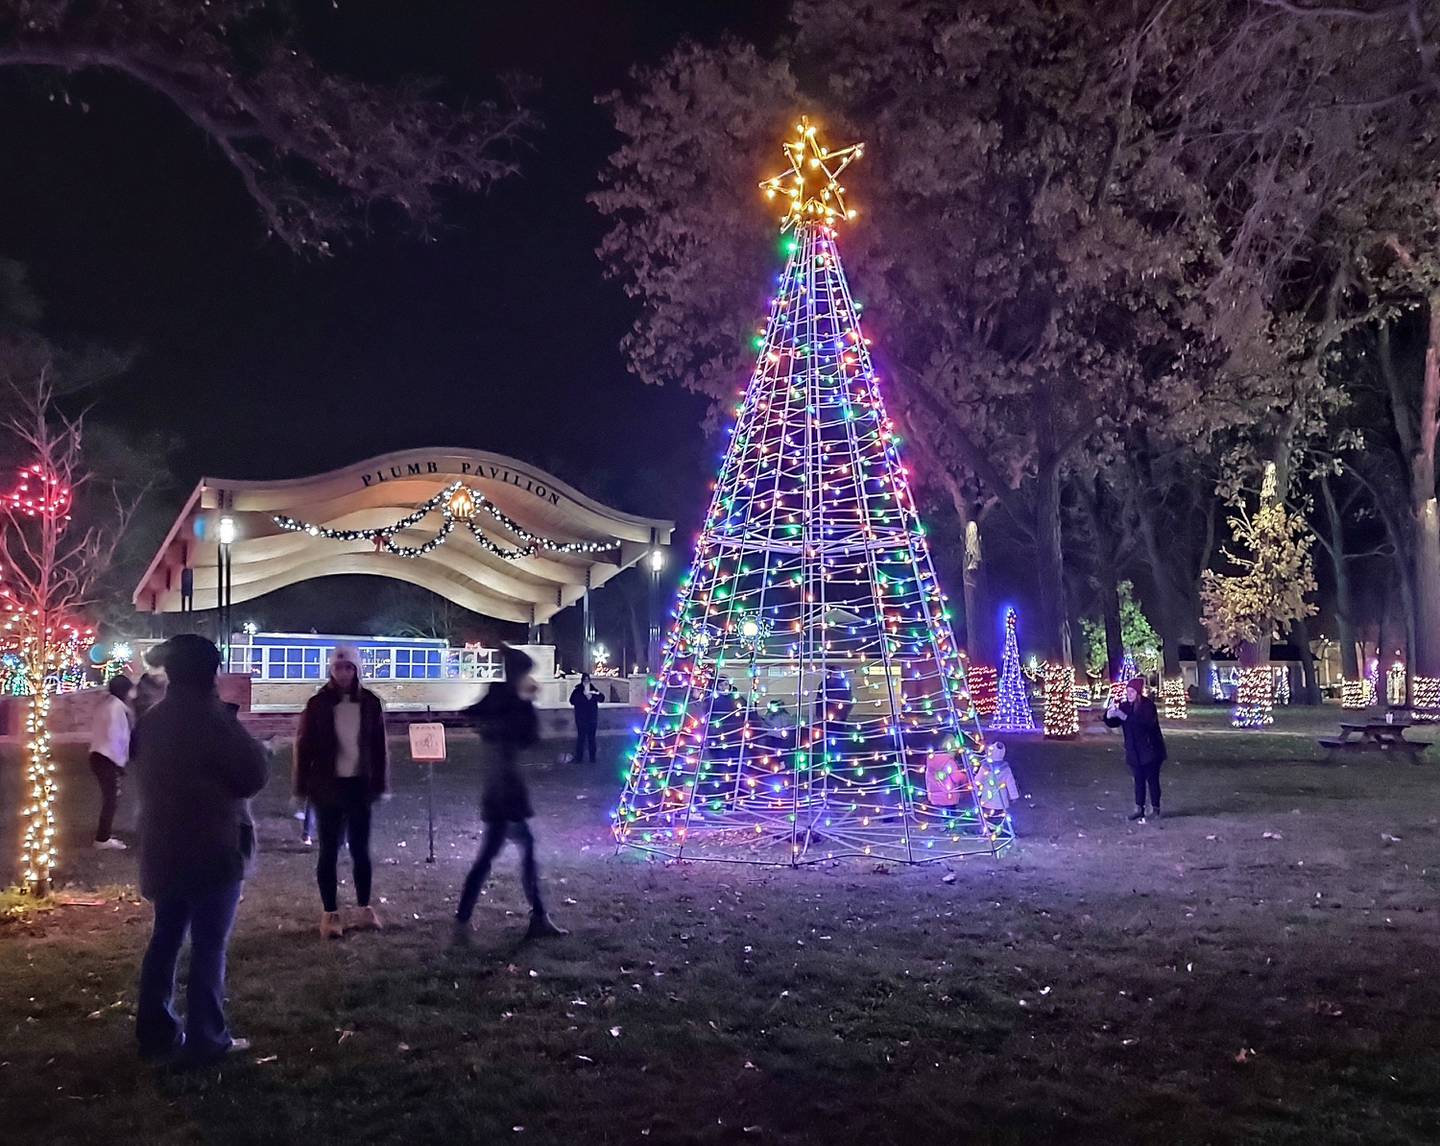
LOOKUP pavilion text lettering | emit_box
[360,458,563,506]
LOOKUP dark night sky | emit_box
[0,1,786,521]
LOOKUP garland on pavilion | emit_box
[274,482,620,561]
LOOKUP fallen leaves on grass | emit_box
[1262,831,1284,840]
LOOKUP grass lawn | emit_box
[2,707,1439,1144]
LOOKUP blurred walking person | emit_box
[453,646,566,944]
[1104,676,1168,821]
[569,672,603,763]
[89,675,135,849]
[133,635,268,1066]
[295,645,388,939]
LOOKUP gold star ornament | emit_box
[759,117,863,231]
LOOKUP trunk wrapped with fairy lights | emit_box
[612,120,1013,865]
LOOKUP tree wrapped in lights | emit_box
[1161,677,1188,720]
[962,658,997,718]
[0,367,127,895]
[612,120,1011,865]
[1042,663,1079,739]
[1200,464,1316,728]
[992,607,1035,733]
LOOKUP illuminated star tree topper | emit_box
[759,116,864,230]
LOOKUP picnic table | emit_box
[1318,719,1431,764]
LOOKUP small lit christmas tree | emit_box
[992,607,1035,732]
[612,120,1012,865]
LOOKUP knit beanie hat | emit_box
[330,644,362,679]
[1128,676,1146,696]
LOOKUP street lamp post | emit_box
[647,545,665,675]
[218,515,236,669]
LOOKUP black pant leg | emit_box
[456,821,508,923]
[345,783,374,907]
[586,726,598,762]
[315,800,346,912]
[90,753,120,841]
[513,822,544,914]
[1147,763,1162,809]
[1131,765,1146,808]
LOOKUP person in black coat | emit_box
[569,672,603,763]
[133,635,269,1065]
[294,645,389,939]
[1104,676,1168,820]
[453,646,566,943]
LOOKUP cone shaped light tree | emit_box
[612,119,1014,864]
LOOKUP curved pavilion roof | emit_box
[133,448,675,626]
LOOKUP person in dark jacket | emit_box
[295,644,388,940]
[1104,676,1168,820]
[569,672,603,763]
[453,646,566,943]
[133,634,269,1065]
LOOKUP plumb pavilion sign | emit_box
[360,457,563,507]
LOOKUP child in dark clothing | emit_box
[453,646,567,944]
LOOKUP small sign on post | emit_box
[409,717,447,864]
[409,722,447,762]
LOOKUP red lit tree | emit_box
[1,352,132,894]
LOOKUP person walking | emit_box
[133,634,269,1066]
[453,646,566,944]
[569,672,602,763]
[89,675,135,849]
[294,645,388,940]
[1104,676,1168,821]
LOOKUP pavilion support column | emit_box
[582,569,595,672]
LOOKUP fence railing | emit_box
[225,643,504,683]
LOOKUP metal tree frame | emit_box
[612,122,1014,866]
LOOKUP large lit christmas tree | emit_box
[611,120,1014,865]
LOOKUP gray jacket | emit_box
[134,687,269,900]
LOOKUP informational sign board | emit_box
[408,722,447,762]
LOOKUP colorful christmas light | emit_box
[612,121,1010,865]
[992,608,1035,732]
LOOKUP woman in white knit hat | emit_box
[295,644,389,939]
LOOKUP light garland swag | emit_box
[273,482,619,561]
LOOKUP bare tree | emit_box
[1,347,136,894]
[0,1,533,252]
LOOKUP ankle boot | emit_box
[320,911,345,940]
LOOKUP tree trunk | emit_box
[1290,615,1321,705]
[963,517,993,664]
[1412,292,1440,676]
[1034,467,1071,663]
[1101,580,1124,680]
[1130,487,1185,674]
[1318,472,1360,679]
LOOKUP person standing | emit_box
[569,672,602,763]
[89,675,135,849]
[132,646,169,722]
[294,645,388,940]
[454,646,566,944]
[133,634,269,1065]
[1104,676,1168,821]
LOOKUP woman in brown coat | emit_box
[295,645,388,938]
